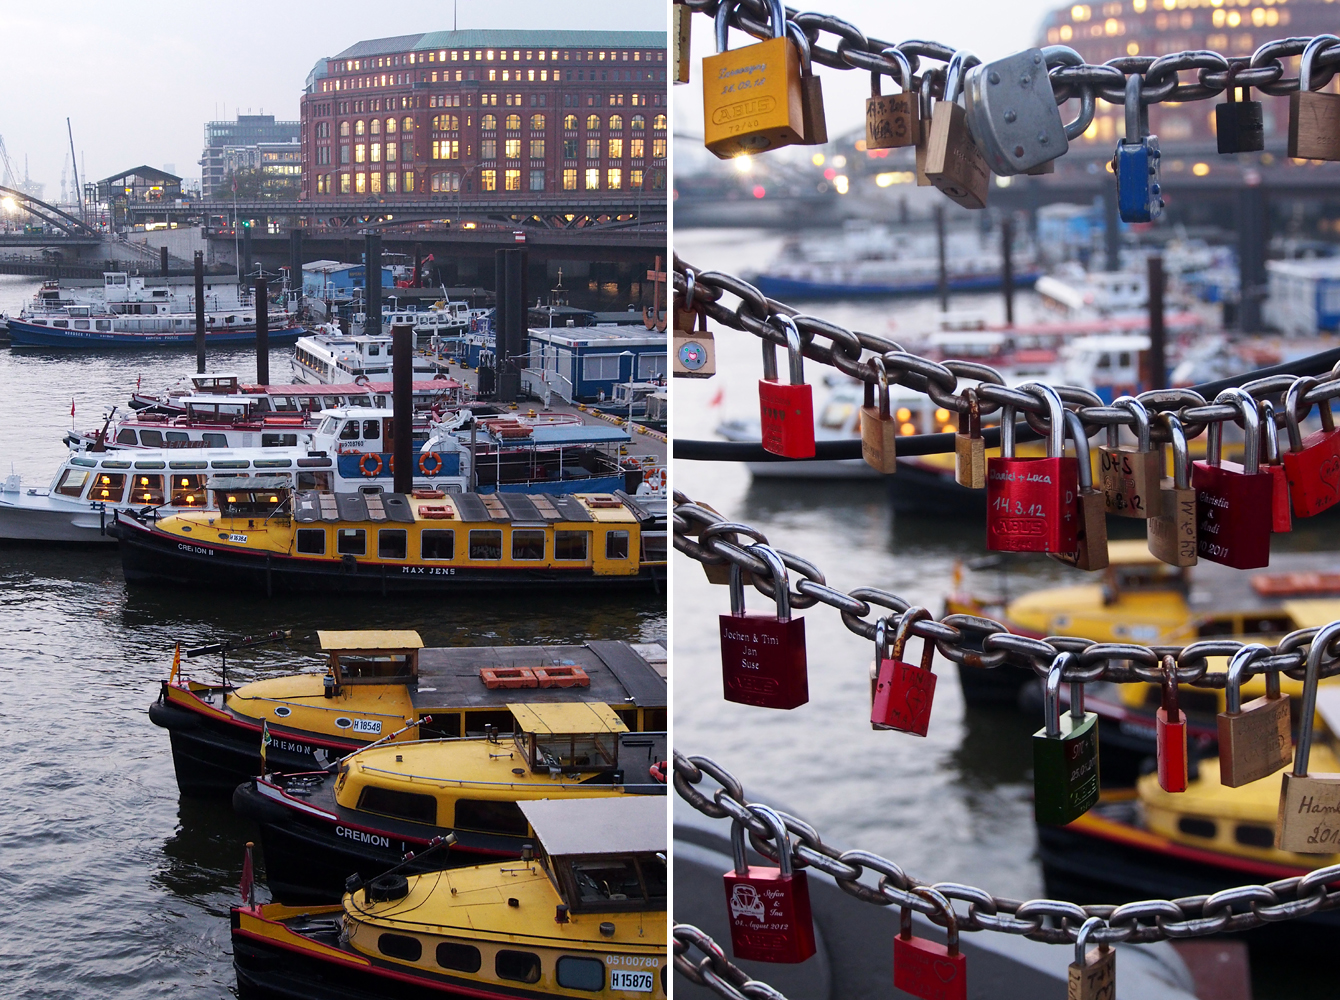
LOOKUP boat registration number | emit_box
[610,970,653,992]
[228,534,248,543]
[351,718,382,735]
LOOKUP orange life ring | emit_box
[649,760,667,783]
[419,451,443,476]
[644,469,663,492]
[359,453,383,477]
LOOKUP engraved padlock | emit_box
[702,0,805,159]
[786,22,827,146]
[1193,387,1273,569]
[1033,652,1100,826]
[893,886,967,1000]
[963,47,1068,175]
[722,803,817,962]
[718,544,808,709]
[865,47,918,150]
[924,50,991,210]
[1259,399,1293,534]
[1100,396,1161,518]
[1282,375,1340,518]
[955,387,986,489]
[1288,34,1340,162]
[1051,409,1109,571]
[1067,916,1115,1000]
[758,314,815,459]
[1112,73,1163,223]
[915,70,939,187]
[1147,411,1197,567]
[1277,618,1340,853]
[673,270,716,379]
[672,1,691,85]
[986,382,1079,554]
[871,607,938,736]
[1215,62,1264,154]
[860,356,898,474]
[1216,643,1292,788]
[1156,654,1188,793]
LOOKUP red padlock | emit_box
[1193,387,1273,569]
[1156,653,1188,793]
[758,314,816,459]
[986,382,1079,554]
[718,544,808,709]
[1282,375,1340,518]
[722,804,816,964]
[893,886,967,1000]
[1259,400,1293,534]
[871,607,938,736]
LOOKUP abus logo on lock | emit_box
[712,96,777,125]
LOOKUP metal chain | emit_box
[674,924,792,1000]
[674,752,1340,945]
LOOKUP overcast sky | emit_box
[0,0,665,203]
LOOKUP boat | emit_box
[150,629,667,796]
[127,371,467,415]
[108,487,667,593]
[231,797,667,999]
[292,325,444,386]
[5,311,306,348]
[64,395,319,452]
[23,271,250,317]
[234,700,666,902]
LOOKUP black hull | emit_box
[887,461,986,517]
[956,660,1035,707]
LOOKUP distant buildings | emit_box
[200,114,301,198]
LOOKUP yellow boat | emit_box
[232,797,667,999]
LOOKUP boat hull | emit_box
[6,318,305,348]
[0,496,117,544]
[751,270,1041,300]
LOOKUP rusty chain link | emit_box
[674,924,792,1000]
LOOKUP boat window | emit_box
[54,469,92,498]
[555,530,589,561]
[202,433,228,448]
[166,431,189,444]
[74,320,90,330]
[495,951,541,985]
[349,395,372,407]
[377,933,422,962]
[363,420,381,440]
[170,475,206,507]
[556,957,605,992]
[324,396,341,409]
[512,529,545,560]
[261,433,299,448]
[435,942,481,973]
[357,785,437,824]
[337,528,367,556]
[96,320,111,331]
[339,421,361,441]
[275,397,301,413]
[819,400,855,430]
[116,428,138,445]
[570,856,647,907]
[641,532,667,563]
[378,529,408,559]
[54,320,67,329]
[469,529,502,560]
[298,472,333,491]
[131,474,165,505]
[297,529,327,555]
[453,799,528,836]
[605,530,630,560]
[1235,824,1274,849]
[421,529,455,560]
[254,459,293,469]
[1243,615,1293,637]
[1177,817,1216,839]
[368,344,380,356]
[89,473,127,503]
[140,430,165,448]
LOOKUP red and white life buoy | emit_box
[649,760,667,783]
[419,451,443,476]
[644,469,664,492]
[359,453,383,477]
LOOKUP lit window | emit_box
[480,169,497,191]
[610,114,623,130]
[585,167,599,190]
[355,120,366,135]
[586,138,600,159]
[505,139,521,159]
[370,142,381,162]
[630,137,645,158]
[608,138,623,159]
[356,172,366,193]
[564,114,577,129]
[607,167,621,189]
[586,114,600,130]
[370,172,381,192]
[506,114,521,130]
[404,171,414,192]
[505,169,521,191]
[563,168,577,190]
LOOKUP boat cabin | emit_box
[320,629,424,690]
[508,702,628,776]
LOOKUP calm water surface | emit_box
[0,273,665,998]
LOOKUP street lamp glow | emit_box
[732,155,753,174]
[1,197,16,212]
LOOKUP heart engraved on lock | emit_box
[871,607,938,736]
[892,886,967,1000]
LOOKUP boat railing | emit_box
[354,762,613,791]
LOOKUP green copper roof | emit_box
[335,30,664,60]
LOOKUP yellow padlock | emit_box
[702,0,805,159]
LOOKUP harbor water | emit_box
[671,229,1337,999]
[0,275,666,998]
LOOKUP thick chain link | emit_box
[674,924,792,1000]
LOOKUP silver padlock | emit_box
[964,47,1068,176]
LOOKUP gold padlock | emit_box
[915,71,938,187]
[954,388,986,488]
[1100,396,1161,519]
[1217,644,1293,789]
[865,47,918,150]
[1067,918,1115,1000]
[702,0,804,159]
[1147,412,1197,566]
[924,50,991,210]
[1288,34,1340,161]
[859,357,898,474]
[786,22,827,146]
[673,270,716,379]
[1277,619,1340,853]
[672,2,691,85]
[1052,409,1109,571]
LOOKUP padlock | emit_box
[785,23,827,146]
[955,388,986,489]
[722,804,817,962]
[893,887,967,1000]
[1156,654,1188,793]
[673,270,716,379]
[699,516,762,587]
[865,47,918,150]
[1147,412,1197,567]
[1111,73,1164,224]
[1051,409,1109,571]
[963,47,1068,175]
[871,607,938,736]
[1216,643,1292,788]
[1259,400,1293,534]
[1041,45,1097,177]
[1068,916,1115,1000]
[1215,62,1264,154]
[1099,396,1161,518]
[702,0,804,159]
[1193,387,1273,569]
[986,382,1079,554]
[1282,375,1340,518]
[672,2,691,85]
[718,544,808,710]
[915,71,939,187]
[1277,619,1340,853]
[1288,34,1340,162]
[1033,652,1100,826]
[869,615,891,716]
[924,50,991,210]
[758,314,815,459]
[860,357,898,474]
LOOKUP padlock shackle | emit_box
[1074,915,1107,968]
[1259,400,1281,466]
[906,886,959,955]
[1063,409,1094,491]
[1044,652,1072,738]
[1111,396,1152,451]
[871,46,913,98]
[731,802,794,877]
[959,387,982,437]
[1295,619,1340,777]
[1284,375,1334,451]
[714,1,734,54]
[1224,60,1246,102]
[1300,34,1340,93]
[1064,84,1097,141]
[773,313,805,386]
[1123,72,1144,143]
[1212,387,1261,473]
[892,606,936,672]
[1160,653,1179,718]
[1000,404,1017,458]
[683,268,697,309]
[785,20,814,77]
[745,543,792,621]
[1224,642,1272,715]
[1158,412,1191,491]
[1020,381,1067,457]
[919,68,939,120]
[944,50,981,104]
[872,355,891,420]
[874,616,893,664]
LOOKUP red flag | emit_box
[70,397,76,417]
[240,843,254,904]
[709,387,724,408]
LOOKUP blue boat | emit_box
[6,316,305,348]
[751,269,1042,300]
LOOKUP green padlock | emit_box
[1033,652,1100,825]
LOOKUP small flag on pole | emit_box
[70,397,76,418]
[260,720,271,774]
[240,841,255,905]
[169,643,181,684]
[709,387,724,408]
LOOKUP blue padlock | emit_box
[1112,73,1163,224]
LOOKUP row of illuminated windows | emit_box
[434,137,665,161]
[325,113,665,139]
[297,526,630,562]
[315,166,666,196]
[336,49,663,72]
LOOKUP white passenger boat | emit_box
[291,326,442,385]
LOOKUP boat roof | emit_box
[1107,539,1163,565]
[484,424,630,446]
[508,701,628,735]
[318,629,424,652]
[208,474,294,489]
[1279,599,1340,629]
[521,798,665,856]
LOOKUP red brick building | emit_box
[301,29,667,202]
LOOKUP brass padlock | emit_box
[1288,34,1340,162]
[924,50,991,210]
[1068,917,1115,1000]
[1147,412,1197,566]
[699,516,761,587]
[1217,644,1293,788]
[786,23,827,146]
[860,357,898,474]
[1052,409,1109,571]
[865,47,918,150]
[915,71,938,187]
[1277,619,1340,853]
[672,2,691,85]
[954,388,986,489]
[673,270,716,379]
[702,0,804,159]
[1100,396,1161,518]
